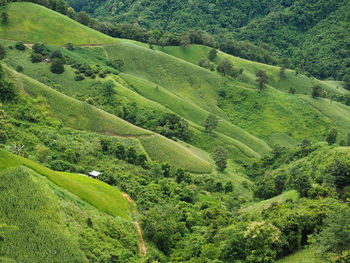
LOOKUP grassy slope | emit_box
[157,45,350,144]
[106,43,270,156]
[158,45,348,96]
[4,65,213,173]
[0,2,117,45]
[277,247,325,263]
[0,149,129,219]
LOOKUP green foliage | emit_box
[0,44,5,60]
[14,41,25,51]
[213,146,227,172]
[326,128,338,145]
[312,85,324,98]
[1,11,8,24]
[50,58,64,74]
[0,66,16,101]
[65,42,74,51]
[204,114,218,135]
[256,69,269,91]
[32,43,48,55]
[315,208,350,262]
[30,53,42,63]
[209,48,217,61]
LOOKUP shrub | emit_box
[50,59,65,74]
[49,50,63,60]
[16,65,23,72]
[0,44,5,60]
[32,43,48,55]
[74,74,85,81]
[65,42,74,51]
[15,42,25,51]
[30,53,42,63]
[0,130,7,144]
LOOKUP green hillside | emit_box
[0,2,117,45]
[0,165,140,262]
[0,2,350,262]
[68,0,350,83]
[0,149,129,218]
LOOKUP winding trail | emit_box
[122,193,147,257]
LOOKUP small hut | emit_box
[88,170,101,179]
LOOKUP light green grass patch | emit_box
[0,2,117,45]
[140,134,212,174]
[277,247,325,263]
[0,149,129,219]
[242,190,299,216]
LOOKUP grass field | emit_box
[0,2,117,45]
[0,149,129,219]
[158,45,349,97]
[241,190,299,216]
[140,134,212,173]
[277,247,325,263]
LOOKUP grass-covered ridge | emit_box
[3,65,213,173]
[0,149,130,218]
[0,2,117,45]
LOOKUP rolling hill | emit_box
[0,2,350,262]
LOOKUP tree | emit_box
[66,42,74,51]
[49,50,63,60]
[204,114,218,135]
[213,146,227,172]
[279,58,290,79]
[217,58,242,78]
[14,42,25,51]
[32,43,48,55]
[50,59,64,74]
[209,48,217,61]
[315,209,350,262]
[30,53,42,63]
[347,133,350,146]
[0,43,5,60]
[198,58,210,69]
[77,11,90,26]
[180,34,191,48]
[290,167,311,197]
[288,87,296,95]
[312,85,323,98]
[256,70,268,91]
[0,65,16,101]
[103,80,116,96]
[326,128,338,145]
[1,12,8,24]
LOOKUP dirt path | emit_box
[122,193,147,257]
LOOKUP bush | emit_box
[49,50,63,60]
[32,43,48,55]
[0,130,7,144]
[49,160,71,171]
[0,44,6,60]
[74,74,85,81]
[30,53,42,63]
[16,65,23,72]
[15,42,25,51]
[65,42,74,51]
[50,59,65,74]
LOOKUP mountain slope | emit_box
[0,2,117,45]
[68,0,350,82]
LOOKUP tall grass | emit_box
[0,149,129,218]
